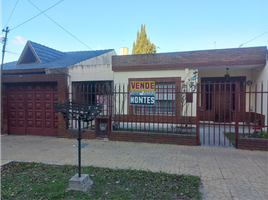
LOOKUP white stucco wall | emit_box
[198,69,252,83]
[68,50,116,82]
[114,69,185,85]
[252,55,268,126]
[69,64,113,82]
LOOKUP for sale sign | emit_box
[129,81,155,106]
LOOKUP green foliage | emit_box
[224,131,267,146]
[132,24,156,55]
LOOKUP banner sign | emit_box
[129,81,155,106]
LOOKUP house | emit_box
[1,40,116,136]
[2,42,267,150]
[111,46,268,132]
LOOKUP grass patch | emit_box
[224,131,267,146]
[1,162,201,199]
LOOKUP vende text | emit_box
[130,81,155,91]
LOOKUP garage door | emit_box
[7,83,58,136]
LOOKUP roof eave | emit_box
[16,41,42,65]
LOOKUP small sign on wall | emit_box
[129,81,155,106]
[246,80,252,85]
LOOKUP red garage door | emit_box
[7,83,58,136]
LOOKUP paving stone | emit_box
[1,135,267,200]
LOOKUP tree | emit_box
[132,24,156,55]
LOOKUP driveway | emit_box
[1,135,268,200]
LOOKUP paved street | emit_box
[1,135,268,200]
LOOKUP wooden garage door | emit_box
[7,83,58,136]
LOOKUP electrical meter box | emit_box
[95,116,111,137]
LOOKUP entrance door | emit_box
[197,82,240,147]
[204,83,234,122]
[7,83,58,136]
[214,83,233,122]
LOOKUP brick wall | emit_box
[109,131,198,146]
[112,47,267,71]
[58,129,95,139]
[238,138,268,151]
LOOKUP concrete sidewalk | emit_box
[1,135,267,200]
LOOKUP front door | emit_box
[214,83,233,122]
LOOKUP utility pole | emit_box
[1,27,10,76]
[0,26,9,134]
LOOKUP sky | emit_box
[1,0,268,64]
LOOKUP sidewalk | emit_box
[1,135,267,200]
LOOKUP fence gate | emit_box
[196,82,240,148]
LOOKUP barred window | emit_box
[135,83,175,114]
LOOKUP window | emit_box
[135,82,176,114]
[72,81,112,103]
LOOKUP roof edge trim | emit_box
[17,41,42,65]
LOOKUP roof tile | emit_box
[4,41,114,70]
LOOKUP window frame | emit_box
[128,77,181,116]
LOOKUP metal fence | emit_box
[68,81,268,147]
[197,82,268,148]
[69,82,197,135]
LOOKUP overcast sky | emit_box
[1,0,268,63]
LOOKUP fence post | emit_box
[235,82,239,148]
[196,83,200,145]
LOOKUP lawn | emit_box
[224,131,267,146]
[1,161,201,200]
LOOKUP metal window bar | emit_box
[118,84,121,131]
[242,82,246,138]
[208,83,211,145]
[223,82,226,146]
[90,84,93,130]
[166,82,169,134]
[114,84,117,130]
[228,83,232,146]
[127,84,129,132]
[218,83,221,146]
[248,83,251,137]
[203,83,206,144]
[140,84,142,132]
[213,82,216,145]
[122,84,125,131]
[261,82,263,138]
[254,83,257,138]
